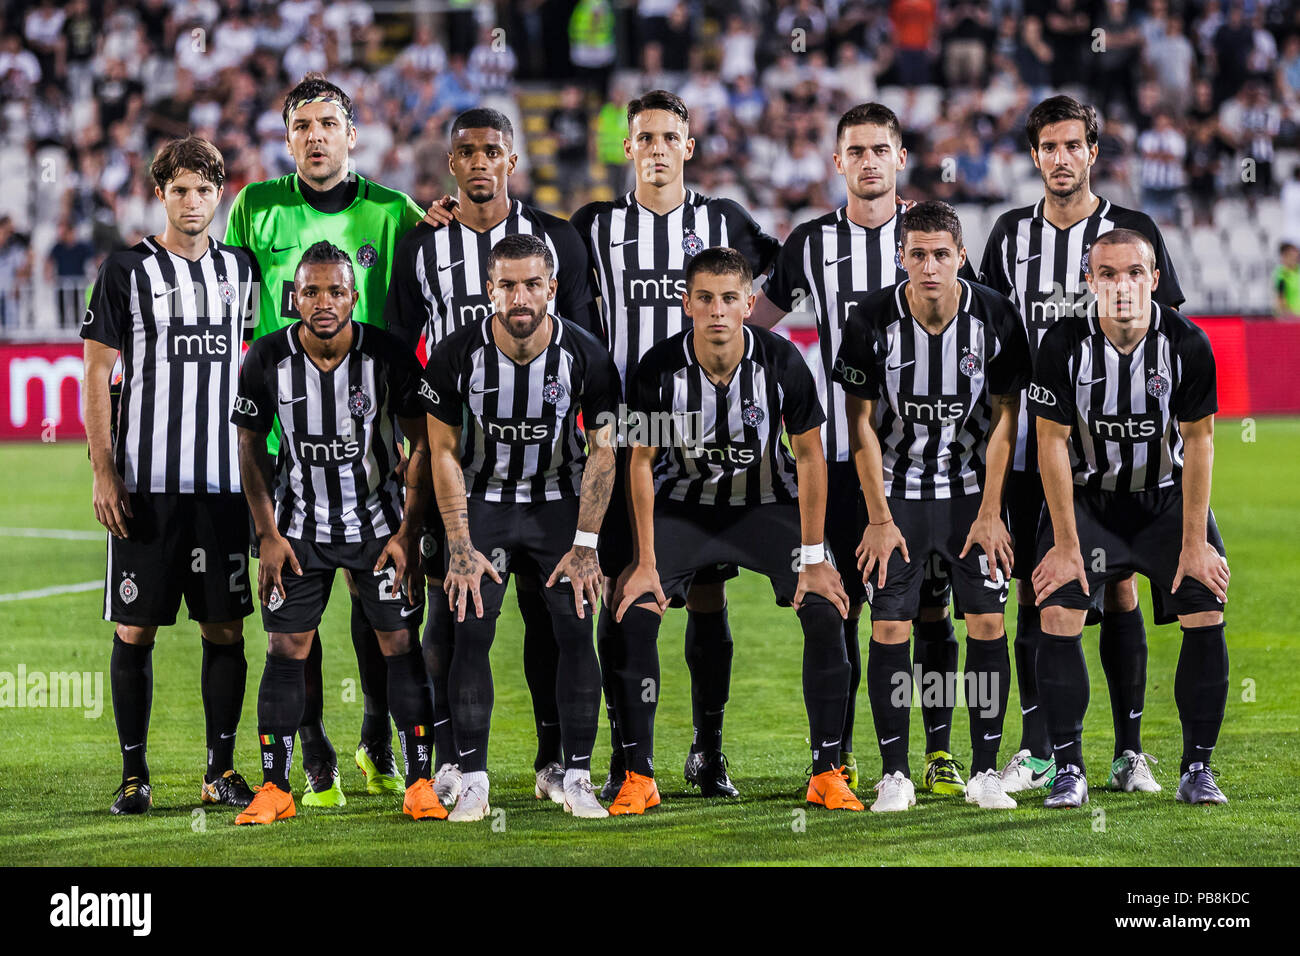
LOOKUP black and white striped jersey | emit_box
[1028,302,1217,494]
[232,321,425,543]
[80,235,257,494]
[384,199,598,358]
[833,278,1031,500]
[978,196,1184,471]
[420,316,621,503]
[569,190,779,384]
[762,207,907,464]
[628,324,825,507]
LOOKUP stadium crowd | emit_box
[1,0,1298,327]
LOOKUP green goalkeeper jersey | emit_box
[225,173,424,341]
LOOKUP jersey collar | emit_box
[683,323,753,373]
[1033,195,1112,231]
[893,277,973,328]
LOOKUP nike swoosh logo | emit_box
[1129,709,1143,719]
[611,239,638,247]
[153,286,180,298]
[457,748,477,757]
[928,724,947,733]
[124,743,144,751]
[400,605,422,618]
[1195,744,1213,750]
[887,361,914,372]
[219,732,236,740]
[571,754,590,761]
[279,395,308,406]
[469,386,498,395]
[1052,741,1074,750]
[433,719,450,727]
[983,733,1002,741]
[823,254,853,266]
[1021,705,1039,715]
[1080,376,1108,386]
[821,740,840,748]
[271,245,297,254]
[1017,254,1041,264]
[880,736,901,746]
[438,260,464,272]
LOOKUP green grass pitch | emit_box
[0,419,1296,866]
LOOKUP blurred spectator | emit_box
[1221,82,1281,194]
[729,73,767,127]
[1212,4,1254,103]
[46,221,96,329]
[831,41,878,105]
[1282,167,1300,246]
[396,23,448,76]
[769,134,827,211]
[1144,14,1196,116]
[1245,7,1278,84]
[569,0,616,94]
[891,0,937,86]
[0,216,32,330]
[1043,0,1090,89]
[719,16,758,84]
[1137,112,1186,224]
[0,34,42,97]
[1274,242,1300,318]
[777,0,830,55]
[23,0,64,83]
[551,85,591,206]
[1185,119,1229,225]
[468,25,519,96]
[1094,0,1143,123]
[679,69,730,126]
[941,1,993,88]
[660,3,694,73]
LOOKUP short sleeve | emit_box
[626,355,667,420]
[231,342,276,432]
[1172,324,1218,422]
[223,187,248,247]
[720,200,780,276]
[1028,326,1075,426]
[1149,224,1186,308]
[977,220,1012,297]
[420,340,464,426]
[985,295,1032,395]
[385,339,428,418]
[830,305,883,400]
[777,341,826,437]
[79,256,130,348]
[577,339,622,422]
[761,227,805,313]
[383,229,430,353]
[549,220,600,337]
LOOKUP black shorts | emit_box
[868,494,1010,622]
[454,497,594,620]
[1036,487,1227,619]
[1006,468,1045,583]
[826,461,868,605]
[419,507,448,580]
[105,492,253,627]
[262,535,423,634]
[600,447,738,589]
[650,500,843,607]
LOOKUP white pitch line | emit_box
[0,580,101,603]
[0,527,103,541]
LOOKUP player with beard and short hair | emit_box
[225,73,429,806]
[569,90,781,801]
[1028,229,1229,809]
[978,95,1186,796]
[386,107,599,808]
[750,103,973,795]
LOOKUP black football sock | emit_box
[596,606,625,761]
[420,596,456,768]
[201,637,246,779]
[386,647,435,786]
[684,606,732,755]
[616,603,663,777]
[966,635,1011,774]
[446,609,497,774]
[1014,603,1050,758]
[1099,607,1147,758]
[1175,624,1229,774]
[1036,631,1088,772]
[914,616,957,754]
[298,631,336,772]
[867,639,912,777]
[518,581,563,770]
[841,615,861,753]
[111,634,154,782]
[799,599,850,774]
[351,595,391,750]
[553,612,601,773]
[257,654,306,790]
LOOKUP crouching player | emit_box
[835,201,1032,812]
[232,241,443,824]
[610,247,854,815]
[1029,228,1230,808]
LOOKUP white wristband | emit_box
[573,530,599,550]
[800,542,826,566]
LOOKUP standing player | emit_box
[569,90,780,799]
[386,108,599,807]
[834,202,1032,812]
[420,234,621,821]
[225,73,426,805]
[83,137,257,814]
[231,241,441,825]
[749,103,969,794]
[979,95,1187,795]
[1028,229,1229,808]
[610,248,854,815]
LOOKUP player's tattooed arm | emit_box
[1173,414,1229,604]
[428,413,500,620]
[547,422,615,618]
[238,426,301,606]
[83,338,132,538]
[790,427,850,617]
[1032,417,1089,604]
[845,394,909,588]
[962,392,1019,583]
[378,414,432,603]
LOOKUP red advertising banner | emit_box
[0,342,85,441]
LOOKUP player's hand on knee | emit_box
[857,520,909,589]
[795,562,850,619]
[614,564,667,622]
[1031,544,1088,605]
[375,531,421,607]
[422,194,458,228]
[92,467,132,539]
[444,542,499,622]
[547,546,602,620]
[257,532,301,607]
[1172,542,1230,604]
[960,510,1014,584]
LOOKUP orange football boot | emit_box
[403,778,450,820]
[806,767,865,811]
[234,782,297,825]
[607,770,662,816]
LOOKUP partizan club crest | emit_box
[119,574,138,605]
[741,398,765,427]
[348,385,372,417]
[1080,243,1091,277]
[1146,369,1171,398]
[682,230,704,257]
[356,242,378,269]
[218,278,236,305]
[542,374,567,404]
[958,348,981,377]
